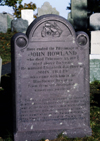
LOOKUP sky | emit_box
[0,0,71,19]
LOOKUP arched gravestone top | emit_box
[11,14,92,141]
[26,14,76,41]
[90,13,100,30]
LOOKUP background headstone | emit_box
[0,57,2,83]
[11,14,92,141]
[21,9,33,25]
[11,18,28,33]
[38,2,59,16]
[0,13,14,33]
[91,31,100,54]
[90,31,100,82]
[90,55,100,82]
[68,0,88,31]
[1,63,11,76]
[0,13,7,33]
[7,13,14,29]
[90,13,100,31]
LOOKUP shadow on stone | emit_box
[0,74,13,139]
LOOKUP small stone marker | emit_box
[11,14,92,141]
[0,13,7,33]
[38,2,59,17]
[0,57,2,83]
[7,13,14,29]
[91,31,100,54]
[90,13,100,30]
[90,55,100,82]
[21,9,33,25]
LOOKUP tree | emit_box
[67,0,100,16]
[88,0,100,15]
[0,0,22,6]
[0,0,37,18]
[13,2,37,18]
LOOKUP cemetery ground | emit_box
[0,32,100,141]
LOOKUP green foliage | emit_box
[13,2,37,18]
[0,0,37,18]
[90,80,100,85]
[7,28,11,33]
[67,0,100,16]
[0,0,22,6]
[88,0,100,14]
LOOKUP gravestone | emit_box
[11,14,92,141]
[68,0,88,31]
[90,31,100,82]
[21,9,33,25]
[7,13,14,29]
[38,2,59,17]
[91,31,100,54]
[0,57,2,83]
[11,18,28,33]
[90,55,100,82]
[0,13,7,33]
[90,13,100,31]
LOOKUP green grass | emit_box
[0,31,17,65]
[0,32,100,141]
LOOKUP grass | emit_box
[0,32,100,140]
[0,30,17,65]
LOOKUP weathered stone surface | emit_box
[0,13,7,33]
[38,2,59,16]
[68,0,88,31]
[11,18,28,33]
[0,57,2,83]
[90,55,100,82]
[89,13,100,31]
[7,13,14,29]
[21,9,33,25]
[11,14,92,141]
[90,13,100,30]
[91,31,100,54]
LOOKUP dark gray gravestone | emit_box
[11,14,92,141]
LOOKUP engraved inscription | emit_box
[20,43,84,122]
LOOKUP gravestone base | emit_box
[90,55,100,82]
[14,127,92,140]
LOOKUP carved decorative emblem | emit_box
[41,22,63,37]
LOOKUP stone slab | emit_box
[1,63,11,76]
[0,13,7,33]
[91,31,100,54]
[0,57,2,83]
[38,2,59,17]
[90,13,100,31]
[11,14,92,140]
[11,18,28,33]
[90,54,100,82]
[21,9,33,25]
[7,13,14,29]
